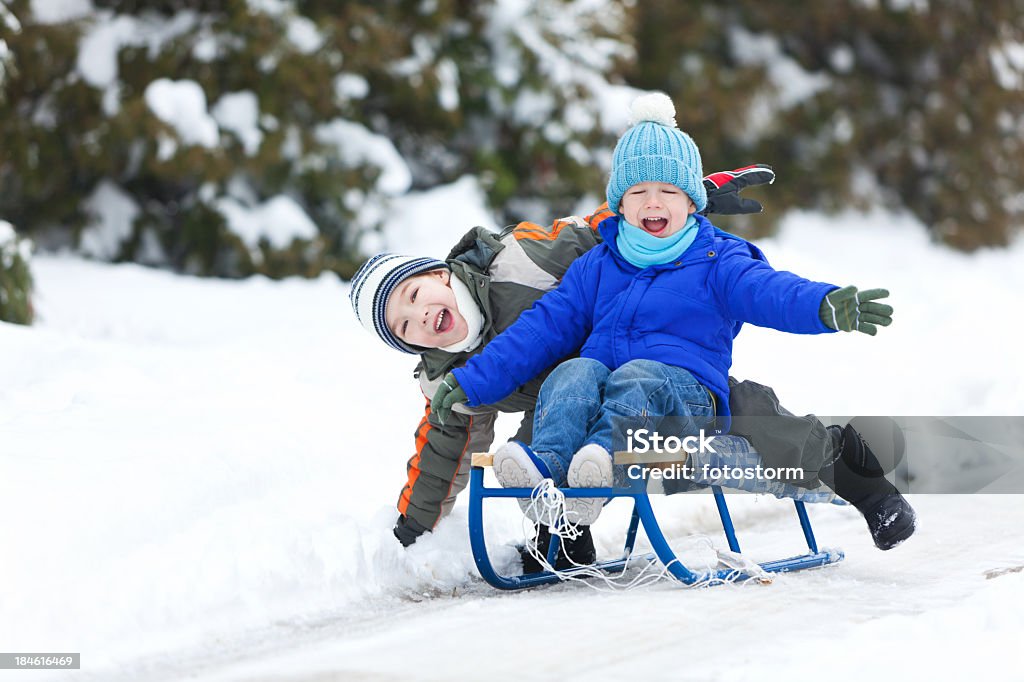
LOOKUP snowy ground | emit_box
[1,199,1023,681]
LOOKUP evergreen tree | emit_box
[1,0,1020,281]
[0,0,632,276]
[630,0,1024,248]
[0,219,33,325]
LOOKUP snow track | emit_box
[128,498,1024,682]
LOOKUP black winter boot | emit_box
[855,491,917,551]
[519,525,596,574]
[821,424,917,550]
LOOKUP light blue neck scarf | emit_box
[616,215,699,268]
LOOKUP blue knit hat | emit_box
[606,92,707,215]
[349,253,446,353]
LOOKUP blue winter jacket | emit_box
[452,214,838,431]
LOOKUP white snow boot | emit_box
[566,443,614,525]
[494,441,548,522]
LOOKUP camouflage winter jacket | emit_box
[394,206,612,543]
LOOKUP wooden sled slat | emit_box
[471,452,494,467]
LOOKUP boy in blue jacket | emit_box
[432,93,916,550]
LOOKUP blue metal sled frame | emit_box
[468,464,844,590]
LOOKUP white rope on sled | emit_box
[520,479,772,591]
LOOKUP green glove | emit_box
[431,372,468,426]
[819,286,893,336]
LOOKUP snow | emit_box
[211,91,264,156]
[75,10,198,114]
[728,26,832,144]
[314,119,412,196]
[888,0,929,11]
[246,0,290,16]
[830,44,856,73]
[0,219,15,247]
[1,2,19,31]
[729,208,1024,417]
[389,34,436,83]
[4,2,1024,661]
[285,15,323,54]
[730,26,831,110]
[0,219,30,271]
[1,195,1023,680]
[990,41,1024,90]
[436,57,460,111]
[511,89,556,127]
[333,72,369,101]
[191,29,220,62]
[215,195,319,255]
[0,40,12,92]
[6,2,1022,673]
[30,0,93,24]
[376,176,497,258]
[144,78,219,152]
[77,15,137,88]
[486,0,636,139]
[78,180,140,260]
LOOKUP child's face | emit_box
[620,182,696,238]
[384,269,469,349]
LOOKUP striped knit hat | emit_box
[349,253,446,353]
[606,92,707,215]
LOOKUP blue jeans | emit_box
[530,358,715,484]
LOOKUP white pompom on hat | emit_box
[628,91,677,127]
[606,92,707,214]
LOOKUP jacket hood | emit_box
[446,226,506,272]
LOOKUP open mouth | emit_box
[642,217,669,234]
[434,308,453,334]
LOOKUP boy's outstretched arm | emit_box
[715,242,894,337]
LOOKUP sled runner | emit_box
[468,452,844,590]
